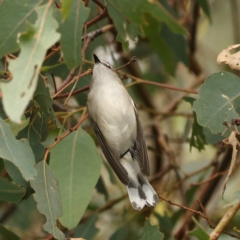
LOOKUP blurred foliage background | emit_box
[0,0,240,239]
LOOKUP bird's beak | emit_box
[93,54,101,64]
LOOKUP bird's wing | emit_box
[88,115,129,185]
[133,106,150,176]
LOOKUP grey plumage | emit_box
[87,54,159,210]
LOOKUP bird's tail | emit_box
[126,174,159,210]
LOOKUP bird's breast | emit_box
[88,83,137,155]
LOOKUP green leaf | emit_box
[50,128,101,229]
[193,72,240,134]
[154,212,172,238]
[188,217,209,239]
[30,161,65,240]
[0,118,37,181]
[184,97,206,151]
[74,214,99,239]
[110,226,132,240]
[34,78,53,116]
[2,3,60,123]
[0,99,8,120]
[103,160,117,185]
[190,113,206,151]
[61,0,74,20]
[0,0,41,58]
[96,176,109,201]
[160,23,189,66]
[107,0,186,34]
[106,0,186,50]
[0,177,26,203]
[195,0,211,22]
[106,2,133,51]
[58,0,90,69]
[142,14,176,74]
[203,127,225,144]
[4,160,29,188]
[0,224,20,240]
[140,219,164,240]
[4,160,34,200]
[17,111,47,163]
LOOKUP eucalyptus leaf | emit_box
[184,97,206,151]
[195,0,212,21]
[0,177,26,203]
[142,14,176,74]
[106,0,186,51]
[74,214,99,239]
[154,212,172,238]
[193,72,240,134]
[61,0,74,20]
[0,224,20,240]
[17,111,47,163]
[140,219,164,240]
[2,3,60,123]
[188,217,209,239]
[30,161,65,240]
[0,118,37,181]
[34,78,53,116]
[0,99,8,120]
[0,0,41,58]
[4,160,29,188]
[58,0,90,69]
[96,176,109,201]
[4,159,34,200]
[50,127,101,229]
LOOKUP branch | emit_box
[159,195,207,219]
[92,0,105,9]
[53,85,90,99]
[161,195,240,239]
[210,200,240,240]
[53,69,92,98]
[117,70,198,95]
[174,147,232,239]
[44,113,88,161]
[85,7,107,27]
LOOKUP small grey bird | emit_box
[87,54,159,210]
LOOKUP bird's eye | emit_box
[106,64,111,69]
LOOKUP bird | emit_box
[87,54,159,210]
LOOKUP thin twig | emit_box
[86,7,107,27]
[43,113,88,164]
[190,170,228,186]
[92,0,105,9]
[57,68,78,93]
[81,24,114,46]
[117,70,199,95]
[51,72,57,94]
[161,195,240,239]
[114,56,137,71]
[64,66,83,105]
[174,162,214,188]
[53,85,90,99]
[160,195,207,219]
[53,69,92,98]
[44,46,61,61]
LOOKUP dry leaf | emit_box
[222,131,240,198]
[217,44,240,70]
